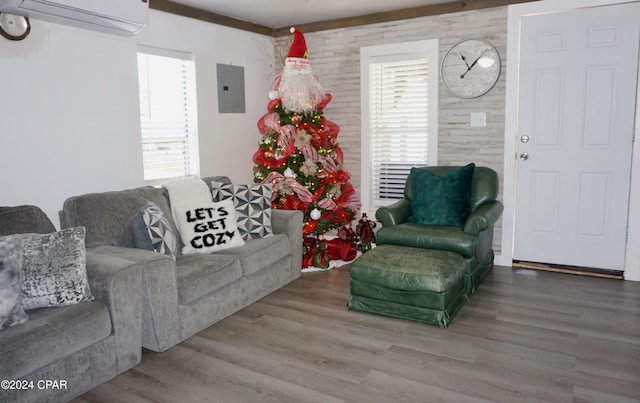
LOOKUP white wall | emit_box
[0,10,274,228]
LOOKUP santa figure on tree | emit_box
[252,28,361,268]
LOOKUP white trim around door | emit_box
[501,0,640,281]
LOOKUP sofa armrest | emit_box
[89,245,181,353]
[463,200,504,236]
[375,199,412,227]
[85,251,142,374]
[271,209,303,274]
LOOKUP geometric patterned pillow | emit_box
[130,201,178,260]
[211,182,273,240]
[20,227,94,310]
[210,181,234,203]
[234,183,273,239]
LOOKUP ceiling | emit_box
[165,0,456,29]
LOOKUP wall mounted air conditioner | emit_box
[0,0,148,35]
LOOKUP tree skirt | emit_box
[302,252,361,273]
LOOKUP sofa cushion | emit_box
[0,301,111,379]
[376,223,476,259]
[408,163,475,227]
[211,182,273,240]
[173,199,245,254]
[20,227,94,310]
[130,201,178,260]
[176,253,242,305]
[351,245,466,293]
[0,235,28,330]
[217,234,290,276]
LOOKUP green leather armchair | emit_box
[375,166,503,294]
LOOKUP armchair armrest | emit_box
[376,199,412,227]
[271,209,303,275]
[85,251,142,374]
[89,245,180,352]
[463,200,504,236]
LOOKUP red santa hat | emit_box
[287,27,309,59]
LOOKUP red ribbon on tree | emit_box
[326,171,351,184]
[268,98,282,112]
[317,93,332,110]
[303,220,318,236]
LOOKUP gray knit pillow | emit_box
[0,235,28,330]
[20,227,94,310]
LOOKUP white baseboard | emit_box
[494,253,511,267]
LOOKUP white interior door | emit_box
[514,2,639,271]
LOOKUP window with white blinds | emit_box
[361,40,439,214]
[137,47,199,182]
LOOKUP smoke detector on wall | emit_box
[0,12,30,40]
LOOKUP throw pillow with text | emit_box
[173,199,245,254]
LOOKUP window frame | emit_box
[137,45,200,184]
[360,39,439,215]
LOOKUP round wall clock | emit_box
[441,39,501,99]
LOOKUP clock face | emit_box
[441,39,501,99]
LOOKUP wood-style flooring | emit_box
[74,265,640,403]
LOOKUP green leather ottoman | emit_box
[347,244,467,328]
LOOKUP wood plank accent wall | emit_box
[274,7,507,253]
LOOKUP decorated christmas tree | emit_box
[252,29,361,264]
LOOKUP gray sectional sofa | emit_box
[60,176,303,352]
[0,176,301,402]
[0,205,143,403]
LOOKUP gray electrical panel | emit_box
[216,63,246,113]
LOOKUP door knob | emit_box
[520,152,529,161]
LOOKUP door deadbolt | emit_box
[520,135,530,143]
